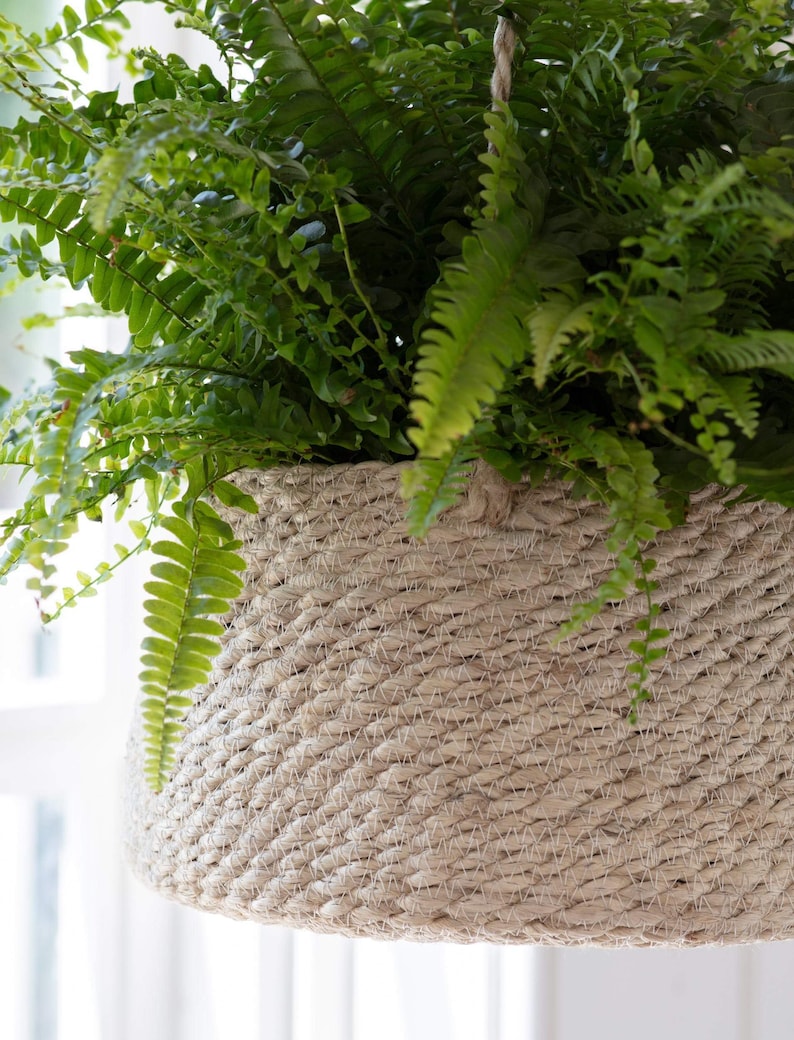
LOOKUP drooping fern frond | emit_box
[0,185,210,348]
[550,427,672,705]
[408,219,541,457]
[1,387,61,587]
[402,439,476,536]
[408,107,581,460]
[15,366,105,602]
[701,330,794,373]
[408,109,537,460]
[140,498,245,791]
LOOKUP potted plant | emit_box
[2,0,794,945]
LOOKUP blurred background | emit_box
[2,3,794,1038]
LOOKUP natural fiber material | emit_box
[490,14,516,105]
[126,462,794,946]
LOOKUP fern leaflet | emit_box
[402,441,476,536]
[140,499,245,791]
[528,293,596,389]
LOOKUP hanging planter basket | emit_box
[125,461,794,947]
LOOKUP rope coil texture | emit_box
[126,462,794,946]
[491,14,516,105]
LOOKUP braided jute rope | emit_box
[126,462,794,946]
[491,13,516,105]
[488,10,516,155]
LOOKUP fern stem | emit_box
[444,0,464,46]
[735,462,794,477]
[0,61,95,148]
[1,196,198,334]
[61,0,128,41]
[44,499,165,624]
[653,423,707,458]
[15,34,85,96]
[332,200,404,389]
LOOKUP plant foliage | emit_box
[2,0,794,784]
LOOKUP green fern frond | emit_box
[527,293,596,389]
[551,428,673,670]
[0,185,211,347]
[87,121,174,234]
[409,217,539,457]
[21,379,103,601]
[702,330,794,373]
[0,521,39,586]
[409,109,580,459]
[140,499,245,791]
[88,110,306,233]
[229,0,416,222]
[704,373,761,439]
[479,106,538,221]
[402,441,476,537]
[1,389,65,585]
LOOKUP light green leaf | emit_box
[527,294,596,389]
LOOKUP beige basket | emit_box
[125,461,794,946]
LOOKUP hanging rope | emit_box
[488,13,516,154]
[490,13,516,105]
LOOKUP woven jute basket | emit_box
[125,461,794,946]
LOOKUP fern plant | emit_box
[2,0,794,786]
